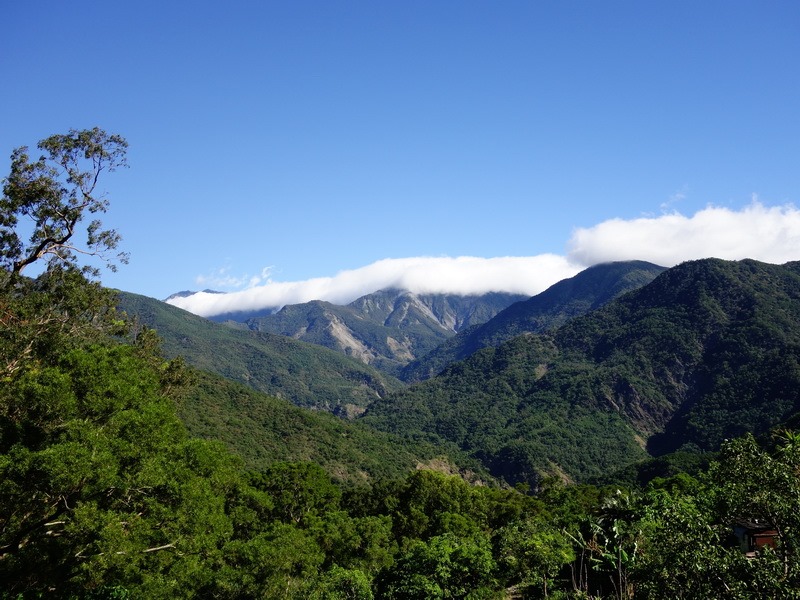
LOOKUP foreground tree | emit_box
[1,127,129,278]
[0,130,242,597]
[0,344,242,596]
[376,532,498,599]
[0,129,128,378]
[497,515,574,598]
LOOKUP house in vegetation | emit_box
[733,520,779,557]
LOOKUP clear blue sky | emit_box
[3,1,800,301]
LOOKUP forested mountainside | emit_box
[402,260,666,382]
[179,369,479,483]
[362,258,800,485]
[227,289,526,377]
[117,291,402,416]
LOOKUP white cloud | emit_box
[167,255,582,317]
[167,200,800,318]
[659,186,688,211]
[195,265,276,291]
[567,200,800,267]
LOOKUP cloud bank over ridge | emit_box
[168,201,800,318]
[168,254,580,318]
[568,201,800,267]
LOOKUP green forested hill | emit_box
[180,369,474,484]
[401,260,666,381]
[362,259,800,485]
[362,334,648,484]
[117,291,402,416]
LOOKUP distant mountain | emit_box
[117,291,403,416]
[401,261,666,382]
[233,289,527,377]
[362,259,800,486]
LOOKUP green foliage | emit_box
[591,451,714,488]
[497,515,575,597]
[402,261,666,382]
[0,343,239,596]
[376,532,499,600]
[0,128,128,278]
[709,433,800,572]
[180,368,470,483]
[387,469,532,542]
[305,566,375,600]
[364,333,647,485]
[250,462,342,525]
[0,268,124,379]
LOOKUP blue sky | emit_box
[3,1,800,311]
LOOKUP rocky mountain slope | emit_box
[231,289,527,376]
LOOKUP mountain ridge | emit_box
[117,290,403,416]
[232,288,527,376]
[361,258,800,485]
[402,260,667,381]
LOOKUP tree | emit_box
[1,127,128,279]
[0,344,242,597]
[707,433,800,594]
[625,435,800,599]
[0,128,129,379]
[0,129,238,597]
[306,566,374,600]
[497,516,574,598]
[249,462,342,526]
[376,532,498,599]
[634,486,744,599]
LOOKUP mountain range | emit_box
[362,258,800,485]
[221,289,527,377]
[401,260,666,381]
[120,258,800,488]
[185,262,664,382]
[117,291,401,417]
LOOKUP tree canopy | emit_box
[1,127,128,279]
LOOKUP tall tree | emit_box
[0,130,261,598]
[1,127,128,278]
[0,128,129,378]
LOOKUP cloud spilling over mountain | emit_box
[167,255,579,318]
[167,201,800,318]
